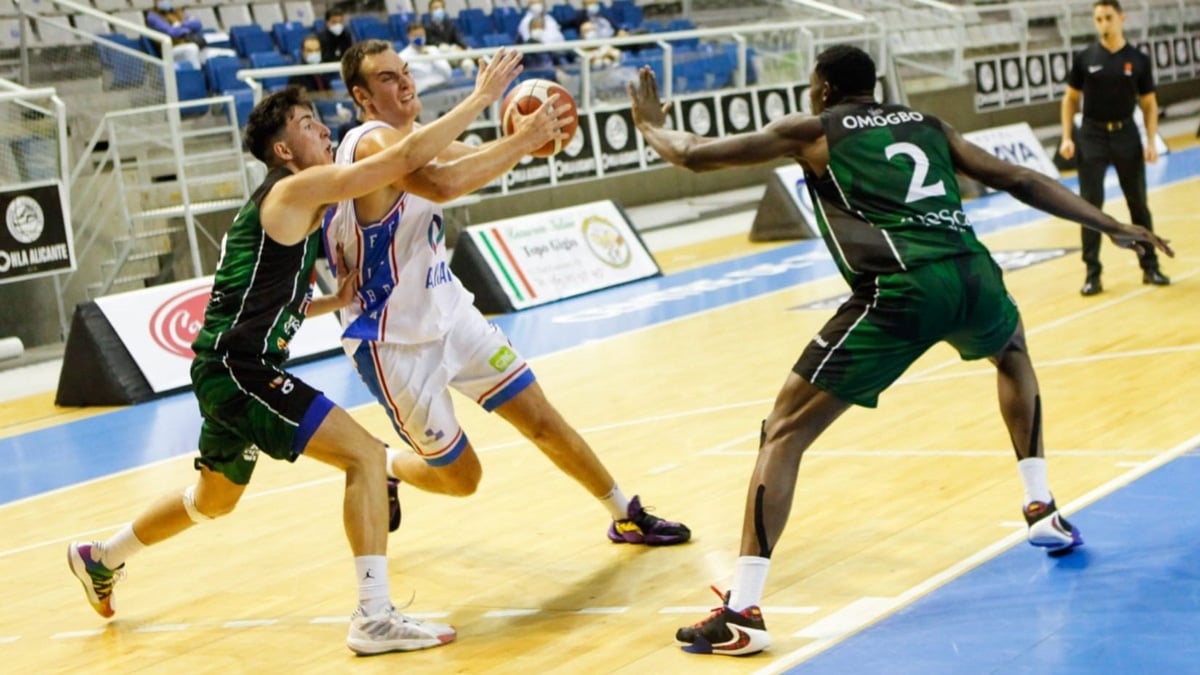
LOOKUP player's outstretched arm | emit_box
[403,96,572,202]
[266,50,525,243]
[944,119,1174,258]
[628,66,816,171]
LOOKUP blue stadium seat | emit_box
[248,51,291,91]
[96,33,146,89]
[492,7,521,39]
[481,32,511,48]
[273,21,309,56]
[205,54,248,94]
[175,63,210,117]
[550,4,575,28]
[388,13,412,42]
[223,88,254,127]
[230,25,277,59]
[349,15,391,42]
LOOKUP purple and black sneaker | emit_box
[607,495,691,545]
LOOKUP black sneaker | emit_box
[606,495,691,545]
[1080,277,1102,296]
[388,478,401,533]
[676,586,772,656]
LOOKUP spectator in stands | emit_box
[399,24,454,92]
[288,35,336,94]
[1059,0,1168,295]
[423,0,466,49]
[145,0,233,69]
[570,0,618,38]
[422,0,475,76]
[320,7,354,63]
[521,15,569,69]
[517,2,563,43]
[577,20,621,67]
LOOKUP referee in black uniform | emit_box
[1059,0,1169,296]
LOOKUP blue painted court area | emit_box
[789,448,1200,674]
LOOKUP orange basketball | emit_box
[500,78,578,158]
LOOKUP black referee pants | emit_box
[1076,121,1158,278]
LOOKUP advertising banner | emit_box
[0,180,74,284]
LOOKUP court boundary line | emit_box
[755,430,1200,675]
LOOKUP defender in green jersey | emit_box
[631,45,1173,656]
[68,49,548,656]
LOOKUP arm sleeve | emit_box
[1066,49,1085,90]
[1136,53,1155,95]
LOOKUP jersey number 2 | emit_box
[885,142,946,203]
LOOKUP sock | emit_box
[385,447,403,480]
[599,484,631,520]
[99,524,146,570]
[728,556,771,612]
[355,555,391,615]
[1018,457,1052,505]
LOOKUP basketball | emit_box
[500,78,578,158]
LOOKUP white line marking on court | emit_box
[0,636,20,644]
[704,448,1164,457]
[792,597,898,639]
[223,619,278,629]
[756,429,1200,675]
[647,462,679,475]
[310,616,350,624]
[134,624,191,633]
[699,431,761,456]
[576,607,628,614]
[51,629,105,639]
[482,609,540,618]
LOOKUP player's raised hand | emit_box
[512,95,574,148]
[473,48,523,104]
[628,66,671,129]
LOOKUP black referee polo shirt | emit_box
[1067,43,1154,122]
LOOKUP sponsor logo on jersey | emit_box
[489,345,517,372]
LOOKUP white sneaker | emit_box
[346,605,456,655]
[1024,499,1083,555]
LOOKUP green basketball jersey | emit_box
[804,103,989,286]
[192,167,321,362]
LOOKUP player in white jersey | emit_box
[324,39,691,545]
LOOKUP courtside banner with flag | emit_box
[454,200,660,311]
[93,276,343,393]
[0,180,74,284]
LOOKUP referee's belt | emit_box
[1082,117,1131,132]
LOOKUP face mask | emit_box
[582,30,596,40]
[586,4,599,14]
[530,3,544,15]
[432,8,445,20]
[159,1,174,11]
[304,52,321,64]
[328,23,345,36]
[530,28,544,41]
[412,36,425,47]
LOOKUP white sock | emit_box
[100,524,146,570]
[599,484,631,520]
[728,556,771,612]
[1018,457,1052,505]
[355,555,391,615]
[384,447,403,480]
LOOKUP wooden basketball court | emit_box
[2,139,1198,673]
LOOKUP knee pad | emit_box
[182,484,215,523]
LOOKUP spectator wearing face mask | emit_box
[287,35,334,93]
[517,2,562,44]
[320,8,353,63]
[423,0,466,49]
[569,0,617,39]
[400,24,454,92]
[576,20,621,67]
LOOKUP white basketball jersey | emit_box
[324,120,471,344]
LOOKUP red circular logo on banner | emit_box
[149,285,212,358]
